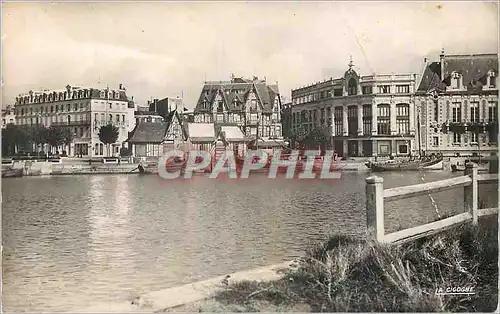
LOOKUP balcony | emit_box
[94,120,129,127]
[51,120,91,126]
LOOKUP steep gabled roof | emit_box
[416,61,445,93]
[417,53,498,94]
[194,78,279,113]
[164,109,189,140]
[127,122,168,143]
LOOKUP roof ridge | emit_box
[445,53,498,59]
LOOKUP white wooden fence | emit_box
[366,163,498,244]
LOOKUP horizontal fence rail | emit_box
[366,163,498,244]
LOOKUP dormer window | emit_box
[487,70,496,88]
[217,101,224,113]
[202,99,208,109]
[451,71,461,89]
[347,78,357,96]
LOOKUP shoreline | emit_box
[73,261,294,313]
[2,158,492,178]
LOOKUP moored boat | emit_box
[370,155,444,172]
[2,168,24,178]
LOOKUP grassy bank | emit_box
[195,217,498,312]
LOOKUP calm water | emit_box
[2,172,497,312]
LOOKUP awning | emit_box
[220,126,245,142]
[188,123,215,142]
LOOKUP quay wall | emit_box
[3,161,140,176]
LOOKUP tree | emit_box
[28,124,48,155]
[46,125,66,153]
[301,127,330,150]
[62,127,73,155]
[98,123,119,156]
[2,124,27,156]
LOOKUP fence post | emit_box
[366,176,385,242]
[464,162,478,225]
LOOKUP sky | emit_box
[2,1,498,110]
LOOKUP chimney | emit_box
[119,84,123,90]
[440,48,445,81]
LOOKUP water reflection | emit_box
[87,175,136,302]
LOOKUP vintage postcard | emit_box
[1,1,498,312]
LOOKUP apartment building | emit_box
[415,51,498,157]
[14,84,135,157]
[291,60,418,157]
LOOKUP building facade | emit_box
[2,105,16,128]
[415,52,498,157]
[127,109,187,158]
[14,84,135,157]
[291,62,418,157]
[192,75,284,148]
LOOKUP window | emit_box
[74,103,78,111]
[396,119,409,135]
[396,85,410,93]
[67,104,71,112]
[451,72,460,89]
[395,104,410,134]
[377,104,390,135]
[377,104,390,117]
[362,86,373,95]
[109,103,112,109]
[250,99,257,111]
[55,106,58,113]
[470,102,479,122]
[347,106,358,135]
[433,136,439,146]
[326,107,332,126]
[122,114,125,122]
[488,71,496,88]
[116,114,120,122]
[452,103,461,122]
[334,107,343,135]
[488,102,497,122]
[217,101,224,112]
[109,114,112,122]
[471,132,478,143]
[363,119,372,135]
[347,78,357,96]
[396,104,409,117]
[95,113,98,121]
[362,105,372,135]
[378,85,390,94]
[333,89,343,97]
[433,99,438,122]
[453,132,461,144]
